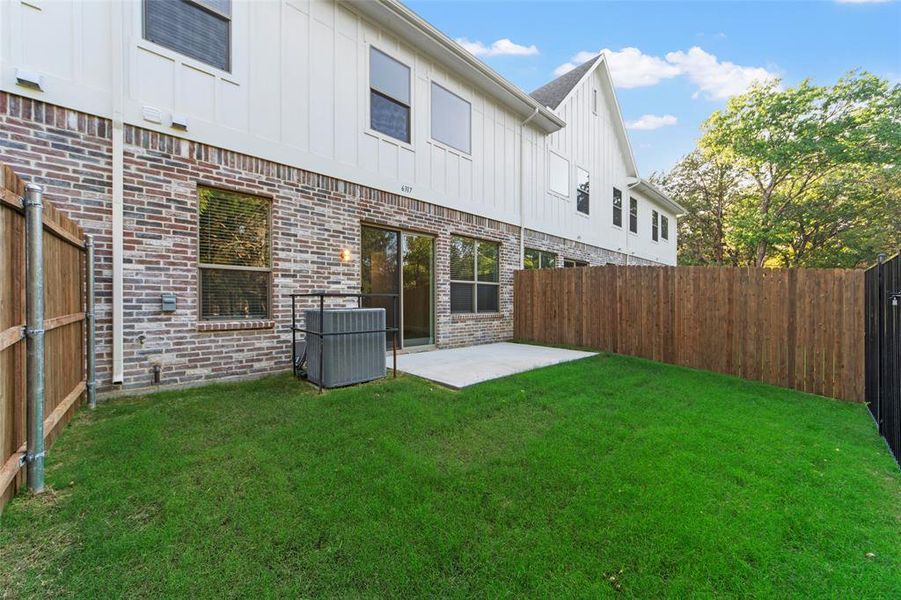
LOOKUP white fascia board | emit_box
[628,178,686,216]
[349,0,565,134]
[596,55,639,179]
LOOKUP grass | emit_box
[1,353,899,598]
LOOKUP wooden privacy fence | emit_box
[514,265,865,402]
[1,162,91,512]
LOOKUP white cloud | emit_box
[665,47,777,99]
[552,46,777,100]
[626,114,678,130]
[455,37,539,57]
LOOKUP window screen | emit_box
[450,236,499,313]
[661,215,669,240]
[629,197,638,233]
[549,152,569,197]
[576,168,590,215]
[198,186,271,319]
[144,0,231,72]
[370,47,411,143]
[652,210,659,241]
[612,188,623,227]
[431,83,471,153]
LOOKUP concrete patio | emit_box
[393,342,596,389]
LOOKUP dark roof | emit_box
[529,55,599,109]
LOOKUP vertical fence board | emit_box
[514,264,866,403]
[1,161,86,512]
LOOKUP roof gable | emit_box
[529,55,600,110]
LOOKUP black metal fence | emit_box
[864,253,901,465]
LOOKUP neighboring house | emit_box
[0,0,684,392]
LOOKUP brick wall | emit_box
[0,91,662,393]
[523,228,658,267]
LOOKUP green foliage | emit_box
[664,71,900,267]
[2,357,899,597]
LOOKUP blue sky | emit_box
[406,0,901,175]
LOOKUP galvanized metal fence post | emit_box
[85,234,97,409]
[24,183,45,493]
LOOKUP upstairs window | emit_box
[629,197,638,233]
[524,248,556,270]
[576,168,590,215]
[431,82,471,153]
[549,152,569,197]
[451,237,500,313]
[198,187,271,320]
[652,209,659,241]
[661,215,670,240]
[370,47,411,143]
[612,188,622,227]
[144,0,232,72]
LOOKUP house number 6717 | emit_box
[401,185,413,194]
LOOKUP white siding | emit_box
[0,0,525,224]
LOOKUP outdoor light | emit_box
[340,248,352,263]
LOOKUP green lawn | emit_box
[2,353,899,598]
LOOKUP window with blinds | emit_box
[144,0,231,72]
[450,236,500,313]
[198,186,271,320]
[370,47,411,143]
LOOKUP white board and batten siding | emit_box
[524,67,678,265]
[0,0,677,265]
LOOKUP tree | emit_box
[654,150,748,265]
[699,71,901,267]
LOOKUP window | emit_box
[198,187,271,320]
[431,82,471,153]
[564,259,588,268]
[576,168,590,215]
[450,236,499,313]
[652,210,659,241]
[144,0,231,72]
[370,47,411,143]
[661,215,670,240]
[612,188,623,227]
[549,152,569,197]
[629,197,638,233]
[592,88,598,115]
[524,248,556,270]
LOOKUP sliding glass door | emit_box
[361,225,434,348]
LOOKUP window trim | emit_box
[142,0,233,74]
[548,150,570,199]
[524,247,557,270]
[629,196,639,234]
[429,80,472,155]
[450,235,500,314]
[651,209,659,242]
[576,166,590,216]
[661,214,670,241]
[196,184,273,322]
[367,45,413,146]
[612,187,623,228]
[563,258,589,268]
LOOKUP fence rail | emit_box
[514,265,865,402]
[1,162,88,512]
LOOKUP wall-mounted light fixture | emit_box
[339,248,352,263]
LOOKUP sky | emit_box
[405,0,901,175]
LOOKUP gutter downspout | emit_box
[519,107,540,269]
[110,1,124,384]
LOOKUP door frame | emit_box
[360,223,435,349]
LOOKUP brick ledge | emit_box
[196,320,275,332]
